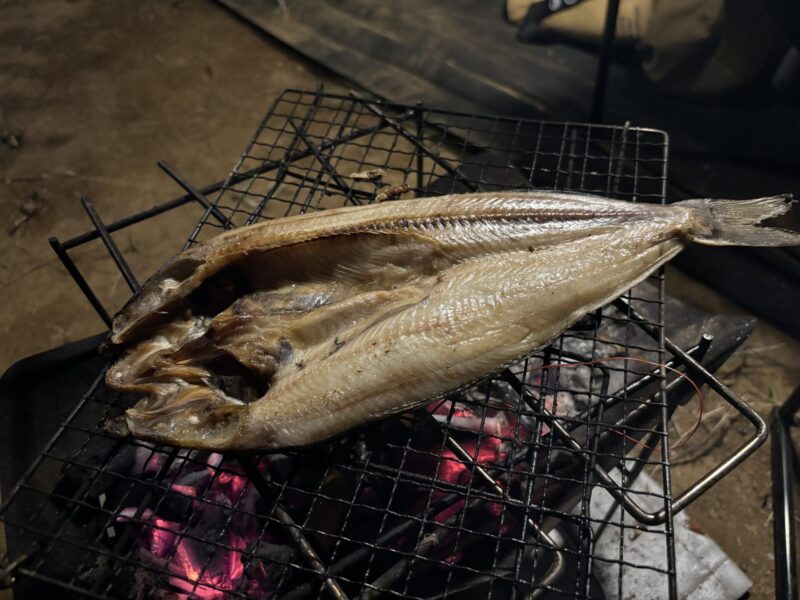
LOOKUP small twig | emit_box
[671,411,735,465]
[741,343,787,355]
[669,417,684,439]
[0,105,22,148]
[8,193,45,235]
[348,168,386,182]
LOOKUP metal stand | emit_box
[590,0,621,122]
[773,386,800,600]
[0,89,768,600]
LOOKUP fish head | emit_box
[111,251,211,345]
[120,386,250,450]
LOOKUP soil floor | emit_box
[1,1,798,598]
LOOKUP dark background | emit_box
[1,2,799,598]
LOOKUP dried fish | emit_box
[105,191,800,450]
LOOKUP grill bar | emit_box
[0,88,764,600]
[157,161,234,229]
[238,456,351,600]
[353,92,478,193]
[80,197,141,295]
[47,236,113,327]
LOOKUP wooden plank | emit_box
[218,0,596,118]
[218,0,800,167]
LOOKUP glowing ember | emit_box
[119,397,548,597]
[119,452,273,598]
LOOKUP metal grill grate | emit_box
[0,89,765,600]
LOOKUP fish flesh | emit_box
[105,191,799,451]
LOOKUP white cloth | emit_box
[584,469,751,599]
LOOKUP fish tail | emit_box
[679,194,800,246]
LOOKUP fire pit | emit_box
[0,89,767,599]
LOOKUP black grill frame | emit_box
[0,89,767,600]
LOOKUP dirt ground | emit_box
[0,1,340,597]
[1,1,798,599]
[664,266,800,598]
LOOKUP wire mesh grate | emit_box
[0,89,678,599]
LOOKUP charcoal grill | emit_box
[0,89,767,599]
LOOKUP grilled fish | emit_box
[106,191,799,450]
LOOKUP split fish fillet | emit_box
[105,191,800,451]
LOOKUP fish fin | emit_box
[680,194,800,246]
[103,415,131,437]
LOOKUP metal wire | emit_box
[1,89,683,599]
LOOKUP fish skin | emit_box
[109,191,676,345]
[105,191,798,450]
